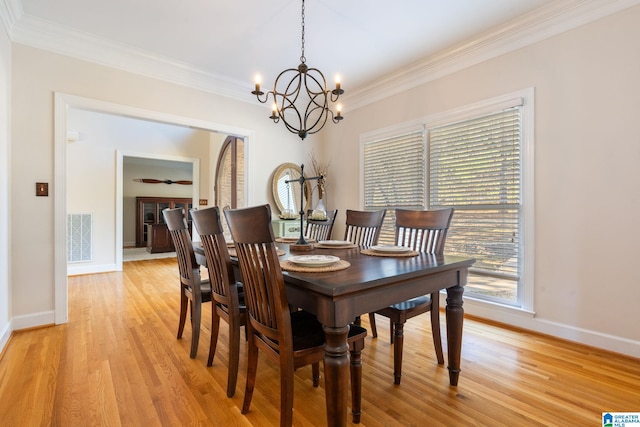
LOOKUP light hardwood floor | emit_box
[1,258,638,426]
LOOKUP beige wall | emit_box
[10,44,314,324]
[0,21,11,349]
[322,6,640,354]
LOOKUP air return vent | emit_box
[67,213,92,262]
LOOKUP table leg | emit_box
[323,325,350,427]
[445,285,464,386]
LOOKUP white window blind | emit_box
[429,105,522,280]
[363,127,425,244]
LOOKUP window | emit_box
[215,136,245,210]
[429,102,523,305]
[361,90,533,311]
[361,125,426,244]
[215,136,245,237]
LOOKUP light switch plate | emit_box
[36,182,48,196]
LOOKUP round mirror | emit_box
[271,163,312,218]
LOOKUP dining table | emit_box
[195,241,475,426]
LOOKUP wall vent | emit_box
[67,213,92,263]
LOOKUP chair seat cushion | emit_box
[291,310,325,351]
[200,279,213,303]
[235,282,246,307]
[290,311,368,351]
[348,324,368,341]
[388,295,431,311]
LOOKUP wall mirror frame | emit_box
[271,163,312,217]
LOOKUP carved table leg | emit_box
[446,285,464,386]
[323,325,350,427]
[393,321,405,385]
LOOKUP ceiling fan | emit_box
[133,179,193,185]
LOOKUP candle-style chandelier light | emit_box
[251,0,344,140]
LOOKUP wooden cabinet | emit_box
[146,223,174,253]
[136,197,193,252]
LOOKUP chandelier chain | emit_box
[300,0,306,64]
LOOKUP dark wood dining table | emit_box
[195,242,475,426]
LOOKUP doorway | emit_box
[54,93,252,324]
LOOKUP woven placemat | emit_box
[360,248,419,257]
[280,259,351,272]
[314,243,358,249]
[276,237,317,244]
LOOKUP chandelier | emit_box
[251,0,343,140]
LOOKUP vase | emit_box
[310,198,327,220]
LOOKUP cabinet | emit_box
[272,219,306,238]
[136,197,193,251]
[146,223,174,253]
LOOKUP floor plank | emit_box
[1,258,638,426]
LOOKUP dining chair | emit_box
[344,209,387,327]
[224,204,368,426]
[190,206,247,398]
[368,208,454,385]
[163,207,212,359]
[343,209,387,246]
[305,209,338,241]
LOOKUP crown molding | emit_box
[0,0,22,36]
[8,0,640,110]
[345,0,640,110]
[10,13,252,103]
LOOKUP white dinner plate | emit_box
[318,240,352,246]
[289,255,340,267]
[370,245,411,254]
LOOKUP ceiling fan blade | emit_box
[134,179,163,184]
[133,179,193,185]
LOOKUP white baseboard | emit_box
[12,310,55,330]
[68,263,117,276]
[460,297,640,359]
[0,321,11,355]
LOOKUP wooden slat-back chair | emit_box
[224,204,367,426]
[305,209,338,241]
[368,208,454,384]
[343,209,386,246]
[163,207,212,359]
[190,206,247,397]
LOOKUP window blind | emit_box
[429,106,522,279]
[363,127,425,244]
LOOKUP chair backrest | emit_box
[395,208,454,255]
[343,209,387,246]
[163,207,203,295]
[190,207,237,307]
[305,209,338,241]
[224,205,293,352]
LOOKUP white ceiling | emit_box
[5,0,637,105]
